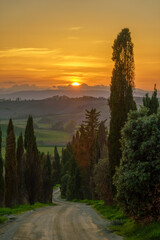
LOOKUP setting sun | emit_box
[72,82,80,86]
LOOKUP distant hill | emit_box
[0,95,148,122]
[0,96,109,121]
[0,85,159,100]
[0,95,159,147]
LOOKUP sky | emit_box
[0,0,160,90]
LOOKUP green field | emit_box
[38,146,64,156]
[2,146,64,159]
[0,116,70,158]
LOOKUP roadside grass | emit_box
[71,199,160,240]
[0,217,8,224]
[53,184,60,190]
[0,202,54,218]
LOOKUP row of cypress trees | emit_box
[0,116,61,207]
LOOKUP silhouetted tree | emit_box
[42,153,52,203]
[71,108,101,199]
[53,146,61,185]
[108,28,136,187]
[5,119,17,207]
[143,84,159,115]
[17,133,24,204]
[0,127,4,206]
[24,115,41,204]
[60,144,81,200]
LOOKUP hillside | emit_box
[0,96,109,121]
[0,95,156,149]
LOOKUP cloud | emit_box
[57,83,109,91]
[0,48,61,58]
[25,68,47,72]
[93,40,111,44]
[0,84,51,93]
[68,26,83,31]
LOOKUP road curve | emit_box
[0,188,123,240]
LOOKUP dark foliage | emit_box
[17,133,25,204]
[5,119,18,207]
[0,127,4,206]
[108,28,136,189]
[53,146,61,185]
[24,115,41,204]
[60,144,81,200]
[41,153,53,203]
[143,84,159,115]
[114,108,160,223]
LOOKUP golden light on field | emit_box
[72,82,80,86]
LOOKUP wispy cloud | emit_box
[68,26,83,31]
[54,61,105,68]
[25,68,47,72]
[0,48,61,58]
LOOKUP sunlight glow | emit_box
[72,82,80,86]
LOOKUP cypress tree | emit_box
[5,119,17,207]
[42,153,52,203]
[24,115,41,204]
[108,28,136,183]
[0,127,4,206]
[143,84,159,115]
[17,133,24,204]
[96,121,107,160]
[53,146,61,185]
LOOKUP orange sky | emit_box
[0,0,160,90]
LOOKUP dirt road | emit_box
[0,189,123,240]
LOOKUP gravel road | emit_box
[0,188,123,240]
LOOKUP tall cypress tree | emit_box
[108,28,136,183]
[5,119,17,207]
[17,133,24,204]
[53,146,61,185]
[0,127,4,206]
[24,115,41,204]
[42,153,52,203]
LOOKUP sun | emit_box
[72,82,80,86]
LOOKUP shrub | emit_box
[114,108,160,223]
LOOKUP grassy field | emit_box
[72,199,160,240]
[38,146,64,156]
[0,116,69,158]
[2,146,64,159]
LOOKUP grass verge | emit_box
[53,184,60,190]
[0,217,8,224]
[71,199,160,240]
[0,202,54,222]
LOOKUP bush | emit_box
[114,108,160,223]
[94,158,112,205]
[60,174,70,198]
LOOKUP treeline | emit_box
[0,116,61,207]
[60,28,160,224]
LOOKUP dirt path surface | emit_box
[0,189,123,240]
